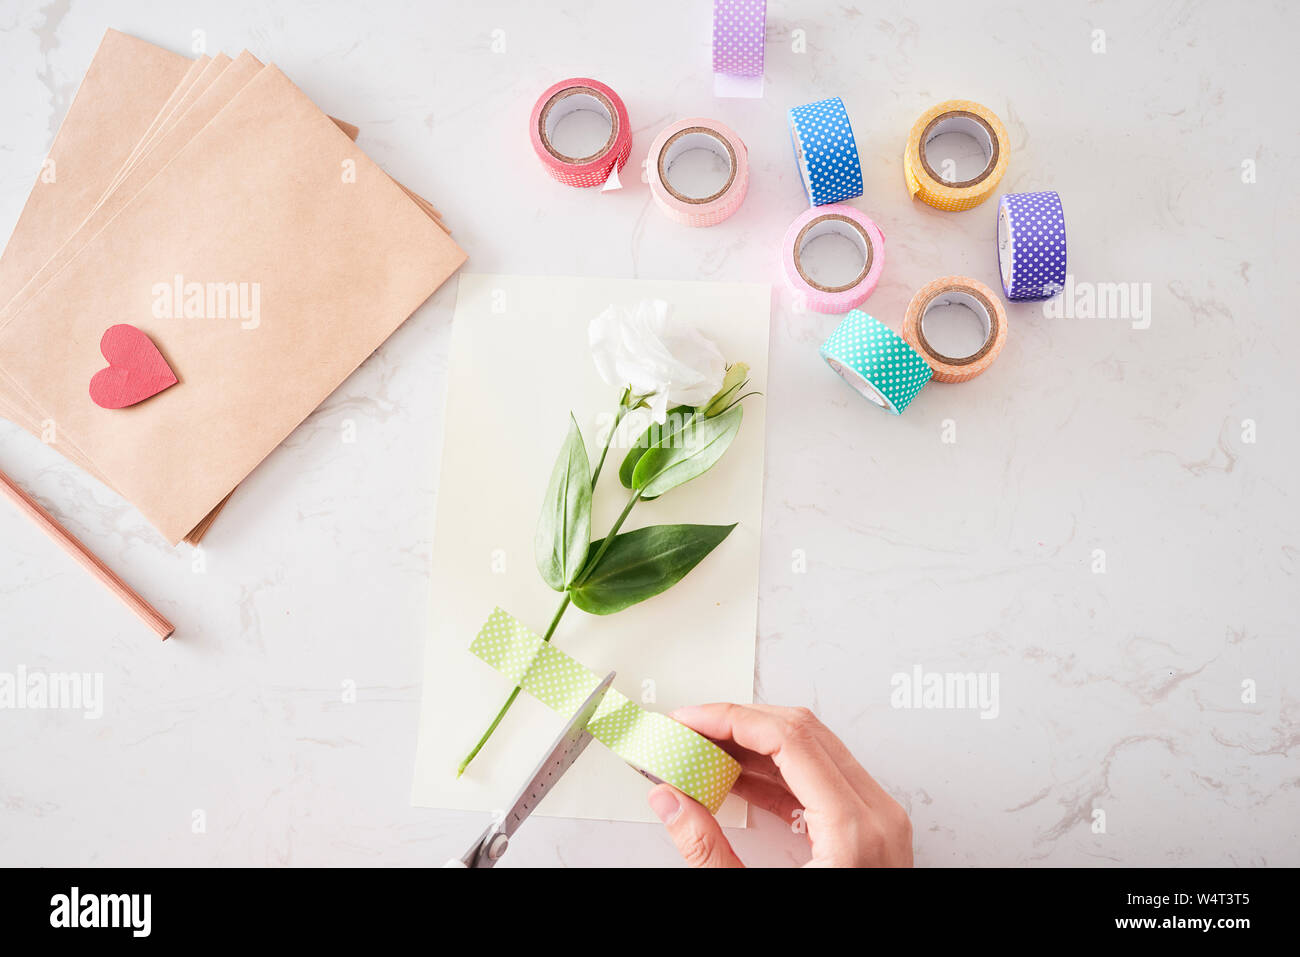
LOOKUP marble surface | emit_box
[1,0,1296,867]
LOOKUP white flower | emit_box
[588,299,726,424]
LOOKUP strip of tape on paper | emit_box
[470,607,741,814]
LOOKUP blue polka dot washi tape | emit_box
[788,96,863,206]
[819,310,932,414]
[997,190,1067,300]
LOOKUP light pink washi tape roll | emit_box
[780,203,886,312]
[529,77,632,188]
[646,118,749,227]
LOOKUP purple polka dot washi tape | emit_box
[997,190,1067,301]
[712,0,766,77]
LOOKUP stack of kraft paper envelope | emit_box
[0,29,466,546]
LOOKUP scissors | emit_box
[450,670,616,867]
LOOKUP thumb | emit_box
[648,784,743,868]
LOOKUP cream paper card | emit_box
[412,273,770,827]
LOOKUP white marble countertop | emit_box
[1,0,1296,867]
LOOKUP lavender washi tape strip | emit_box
[997,190,1068,301]
[712,0,766,76]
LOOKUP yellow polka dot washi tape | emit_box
[470,607,741,814]
[902,276,1008,383]
[903,100,1008,211]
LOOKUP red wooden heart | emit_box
[88,324,178,410]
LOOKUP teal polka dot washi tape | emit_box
[788,96,864,206]
[819,310,933,414]
[470,607,741,814]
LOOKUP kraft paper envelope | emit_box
[115,53,229,190]
[0,51,312,541]
[0,53,265,508]
[0,64,466,544]
[0,36,433,542]
[106,55,209,196]
[0,31,190,307]
[0,30,191,425]
[4,54,264,329]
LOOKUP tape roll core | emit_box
[918,110,999,189]
[539,87,617,165]
[794,213,874,294]
[657,127,737,205]
[825,356,890,409]
[916,285,999,366]
[997,204,1015,290]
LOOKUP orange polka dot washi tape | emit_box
[903,100,1008,211]
[902,276,1008,383]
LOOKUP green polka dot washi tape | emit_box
[819,309,933,414]
[470,608,741,814]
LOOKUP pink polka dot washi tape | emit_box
[646,118,749,227]
[781,204,885,312]
[529,78,632,189]
[901,276,1008,384]
[997,190,1067,300]
[712,0,766,77]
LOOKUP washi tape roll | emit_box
[471,608,741,814]
[819,310,932,414]
[997,190,1067,300]
[712,0,765,76]
[529,77,632,189]
[902,276,1007,383]
[781,204,885,312]
[903,99,1008,211]
[646,118,749,227]
[788,96,863,206]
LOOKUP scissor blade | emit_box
[500,671,615,838]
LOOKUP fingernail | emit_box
[648,786,682,824]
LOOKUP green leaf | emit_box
[631,404,743,499]
[617,406,693,490]
[535,414,592,590]
[569,523,737,615]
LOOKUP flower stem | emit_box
[457,593,571,777]
[456,487,643,777]
[589,392,633,489]
[574,489,641,587]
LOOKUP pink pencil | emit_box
[0,466,174,640]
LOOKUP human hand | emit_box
[647,703,913,868]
